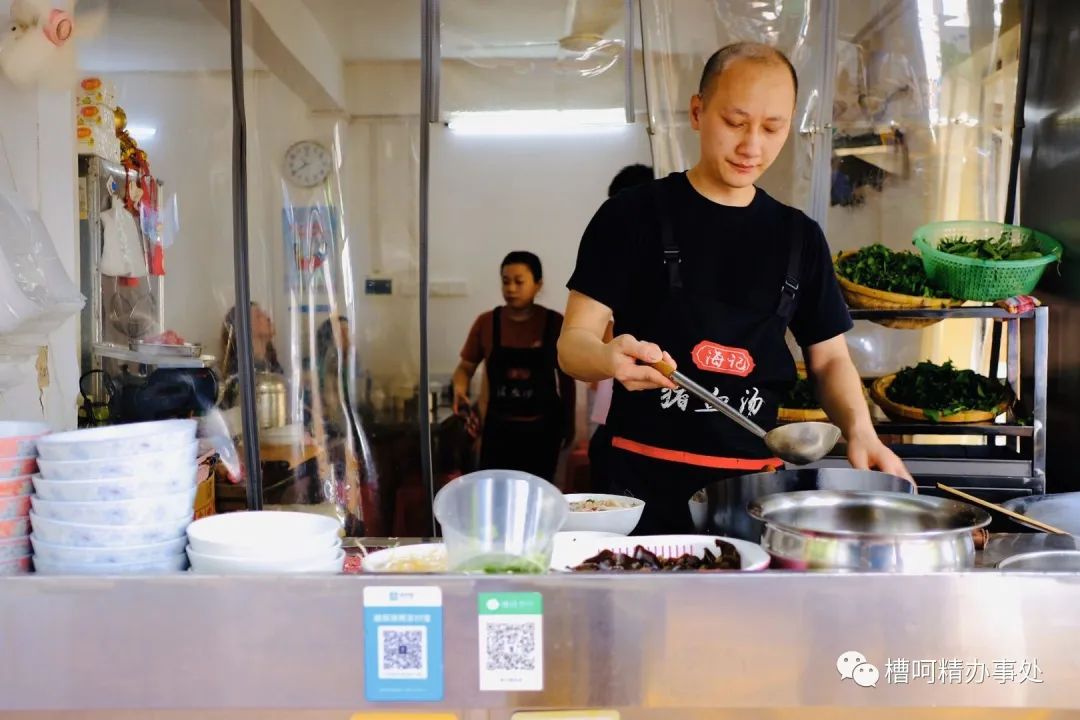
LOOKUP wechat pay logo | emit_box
[837,650,879,688]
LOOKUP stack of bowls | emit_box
[186,511,343,574]
[30,420,198,575]
[0,422,50,575]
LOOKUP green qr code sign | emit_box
[478,592,543,615]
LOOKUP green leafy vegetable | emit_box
[781,377,820,410]
[836,244,944,297]
[886,360,1009,419]
[937,231,1045,261]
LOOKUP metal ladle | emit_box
[651,360,842,465]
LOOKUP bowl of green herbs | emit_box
[870,360,1013,423]
[913,221,1063,301]
[835,245,961,328]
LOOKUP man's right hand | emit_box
[606,335,678,391]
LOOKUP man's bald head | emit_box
[698,42,798,102]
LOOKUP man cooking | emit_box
[558,42,913,534]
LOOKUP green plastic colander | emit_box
[912,220,1063,301]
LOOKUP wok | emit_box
[688,467,915,542]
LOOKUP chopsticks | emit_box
[936,483,1071,535]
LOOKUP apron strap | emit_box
[650,182,683,293]
[775,212,804,322]
[491,306,503,348]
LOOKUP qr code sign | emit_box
[484,620,537,671]
[377,625,428,680]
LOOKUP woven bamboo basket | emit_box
[835,252,963,329]
[870,373,1012,423]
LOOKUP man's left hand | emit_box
[847,433,915,488]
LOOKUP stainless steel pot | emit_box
[748,490,991,572]
[254,372,288,429]
[689,468,914,542]
[998,551,1080,571]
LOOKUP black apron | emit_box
[606,182,802,533]
[478,307,564,481]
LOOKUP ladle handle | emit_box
[650,361,767,439]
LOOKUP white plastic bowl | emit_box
[186,544,343,574]
[31,465,197,501]
[30,534,187,564]
[36,419,196,461]
[0,474,33,498]
[29,511,192,547]
[0,534,30,561]
[0,516,29,539]
[0,492,31,519]
[31,489,196,526]
[37,444,196,481]
[186,511,342,558]
[33,552,188,575]
[0,456,36,479]
[0,553,31,575]
[562,493,645,535]
[0,421,49,457]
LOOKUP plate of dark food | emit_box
[557,534,770,572]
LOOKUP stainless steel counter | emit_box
[2,539,1080,718]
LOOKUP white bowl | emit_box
[0,492,31,519]
[362,543,448,573]
[31,489,196,526]
[36,419,196,461]
[550,531,620,570]
[301,548,345,574]
[0,553,31,575]
[30,534,188,564]
[186,544,342,574]
[186,511,342,558]
[0,534,30,561]
[552,534,771,572]
[0,421,49,457]
[31,466,198,501]
[562,493,645,535]
[33,552,189,575]
[0,474,33,498]
[0,456,36,479]
[37,444,197,481]
[29,511,192,547]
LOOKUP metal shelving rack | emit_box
[808,305,1048,500]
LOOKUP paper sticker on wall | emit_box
[511,713,620,720]
[363,586,444,703]
[478,592,544,692]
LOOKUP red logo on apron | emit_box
[690,341,755,377]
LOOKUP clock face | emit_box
[284,140,332,188]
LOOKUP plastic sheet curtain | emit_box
[639,0,1018,375]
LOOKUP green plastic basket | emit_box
[912,220,1063,301]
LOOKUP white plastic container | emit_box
[35,419,196,462]
[37,444,196,481]
[33,552,188,575]
[186,511,341,558]
[0,492,31,519]
[0,456,36,479]
[31,489,196,526]
[28,512,192,547]
[0,553,31,575]
[30,534,187,565]
[31,465,198,501]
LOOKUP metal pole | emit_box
[229,0,264,510]
[991,0,1038,382]
[420,0,440,533]
[624,0,635,124]
[807,0,838,226]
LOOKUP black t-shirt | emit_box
[568,172,852,349]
